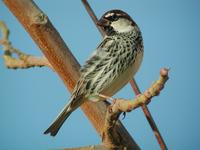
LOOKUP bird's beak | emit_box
[97,18,110,27]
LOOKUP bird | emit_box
[44,9,144,136]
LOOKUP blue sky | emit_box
[0,0,200,150]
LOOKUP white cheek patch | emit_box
[111,18,134,33]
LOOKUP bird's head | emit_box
[97,9,137,35]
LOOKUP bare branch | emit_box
[102,68,169,149]
[0,21,52,69]
[111,68,169,113]
[3,54,51,69]
[82,0,106,37]
[130,78,168,150]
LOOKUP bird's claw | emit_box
[122,112,126,120]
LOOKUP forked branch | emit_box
[102,68,169,149]
[0,21,51,69]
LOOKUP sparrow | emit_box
[44,9,144,136]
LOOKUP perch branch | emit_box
[3,0,140,149]
[0,21,52,69]
[129,79,168,150]
[81,1,168,149]
[102,68,169,149]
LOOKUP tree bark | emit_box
[3,0,140,149]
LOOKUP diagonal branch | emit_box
[81,1,168,149]
[82,0,106,37]
[129,79,168,150]
[0,21,52,69]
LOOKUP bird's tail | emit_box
[44,96,83,136]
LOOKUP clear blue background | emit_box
[0,0,200,149]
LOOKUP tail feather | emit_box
[44,105,72,136]
[44,95,83,136]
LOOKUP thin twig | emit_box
[129,78,168,150]
[81,0,106,37]
[0,21,52,69]
[81,1,168,150]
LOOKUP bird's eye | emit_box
[111,14,117,21]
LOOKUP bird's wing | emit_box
[80,37,115,74]
[71,37,116,99]
[43,37,122,136]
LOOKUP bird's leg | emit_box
[98,94,127,119]
[98,93,116,113]
[98,94,129,121]
[98,94,115,101]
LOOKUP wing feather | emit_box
[72,37,116,97]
